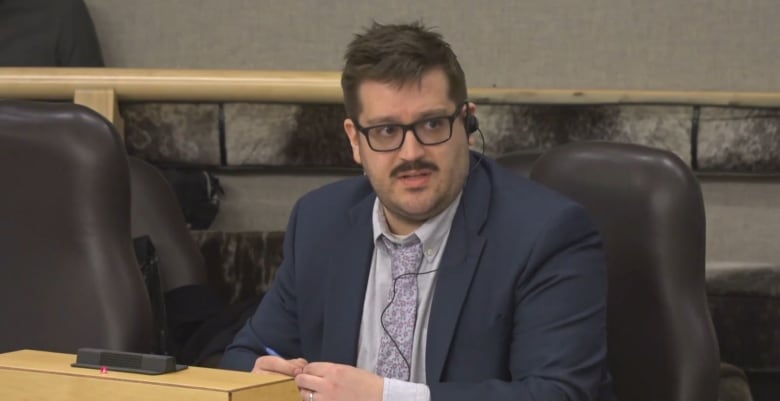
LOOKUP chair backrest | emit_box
[527,141,720,401]
[493,149,543,177]
[129,156,208,292]
[0,100,155,354]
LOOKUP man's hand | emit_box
[252,355,308,376]
[294,362,383,401]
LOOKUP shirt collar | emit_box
[372,191,463,263]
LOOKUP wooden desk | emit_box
[0,349,298,401]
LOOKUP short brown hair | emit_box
[341,21,468,119]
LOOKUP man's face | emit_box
[344,68,473,235]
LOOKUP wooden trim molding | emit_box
[1,68,780,107]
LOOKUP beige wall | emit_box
[85,0,779,91]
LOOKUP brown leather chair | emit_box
[0,101,155,354]
[129,156,226,363]
[129,156,208,292]
[493,149,543,177]
[523,141,720,401]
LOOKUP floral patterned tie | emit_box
[375,235,423,381]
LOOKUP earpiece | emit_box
[461,102,486,172]
[465,113,479,135]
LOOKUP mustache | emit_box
[390,160,439,177]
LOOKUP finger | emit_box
[295,372,328,393]
[253,356,304,376]
[301,361,334,376]
[289,358,308,375]
[299,388,315,401]
[290,358,308,369]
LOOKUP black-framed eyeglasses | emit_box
[353,103,466,152]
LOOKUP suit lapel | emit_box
[426,155,490,381]
[320,193,376,365]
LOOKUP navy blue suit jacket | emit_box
[221,153,613,401]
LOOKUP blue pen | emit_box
[264,346,281,357]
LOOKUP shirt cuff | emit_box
[382,378,430,401]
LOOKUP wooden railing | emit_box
[3,67,780,137]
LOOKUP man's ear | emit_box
[344,118,362,165]
[468,133,478,146]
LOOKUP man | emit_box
[221,22,614,401]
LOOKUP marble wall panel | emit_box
[224,103,354,167]
[191,230,284,304]
[480,105,692,164]
[122,103,221,165]
[698,107,780,173]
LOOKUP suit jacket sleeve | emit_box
[219,201,303,371]
[430,204,609,401]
